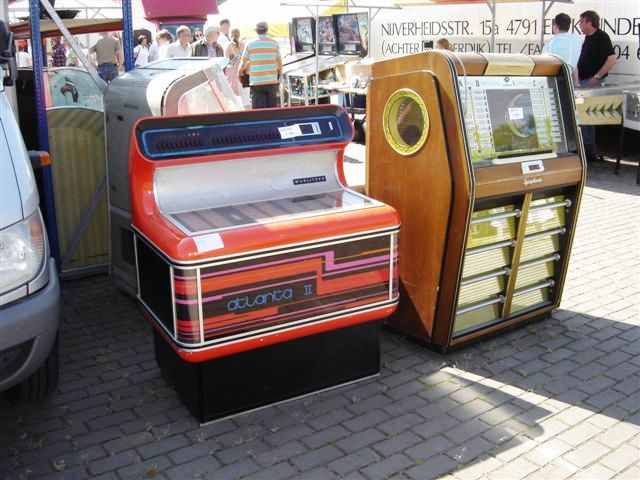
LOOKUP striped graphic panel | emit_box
[172,232,397,346]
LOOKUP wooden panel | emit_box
[532,55,563,76]
[367,69,452,339]
[482,54,535,76]
[450,53,487,76]
[368,51,473,346]
[474,156,583,199]
[501,193,532,316]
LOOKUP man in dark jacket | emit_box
[192,25,224,58]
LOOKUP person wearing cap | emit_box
[193,24,224,58]
[240,21,282,109]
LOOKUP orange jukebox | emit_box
[367,52,586,351]
[130,105,399,422]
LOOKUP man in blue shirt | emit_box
[543,13,583,85]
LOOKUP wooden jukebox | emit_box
[367,52,586,351]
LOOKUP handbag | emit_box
[239,71,250,88]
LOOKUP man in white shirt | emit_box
[166,25,193,58]
[543,13,583,84]
[16,45,32,68]
[218,19,231,54]
[133,35,150,67]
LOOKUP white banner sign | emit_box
[370,0,640,75]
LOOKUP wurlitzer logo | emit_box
[226,283,315,313]
[524,177,543,187]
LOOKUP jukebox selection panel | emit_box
[458,76,568,164]
[138,115,346,160]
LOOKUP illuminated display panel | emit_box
[294,18,315,53]
[318,16,337,55]
[458,76,568,165]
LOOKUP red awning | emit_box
[140,0,218,22]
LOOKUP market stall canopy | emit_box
[213,0,310,38]
[394,0,573,5]
[10,17,123,39]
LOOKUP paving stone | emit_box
[405,453,458,480]
[562,440,610,468]
[525,439,572,466]
[372,431,422,457]
[165,455,220,480]
[487,457,538,480]
[596,423,640,449]
[243,462,297,480]
[405,435,454,461]
[136,434,190,460]
[168,438,218,465]
[254,441,307,467]
[88,450,139,476]
[209,458,260,480]
[557,422,603,447]
[523,458,578,480]
[336,428,387,454]
[215,439,270,465]
[572,463,615,480]
[378,413,423,436]
[291,467,338,480]
[116,456,172,479]
[447,436,494,465]
[291,445,343,471]
[361,454,415,480]
[451,456,503,480]
[302,425,350,449]
[328,447,380,476]
[344,410,391,433]
[599,444,640,473]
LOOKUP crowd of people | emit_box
[13,9,616,120]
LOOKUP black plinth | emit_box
[154,321,381,423]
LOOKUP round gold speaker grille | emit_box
[382,88,429,156]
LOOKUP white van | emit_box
[0,21,60,400]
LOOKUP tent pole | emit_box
[315,4,319,104]
[29,0,61,264]
[121,0,134,71]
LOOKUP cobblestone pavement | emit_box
[1,160,640,480]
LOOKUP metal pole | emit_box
[29,0,61,264]
[315,4,319,103]
[540,0,546,51]
[490,0,496,53]
[121,0,134,71]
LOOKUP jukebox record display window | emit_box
[459,76,568,165]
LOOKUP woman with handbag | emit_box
[226,29,249,105]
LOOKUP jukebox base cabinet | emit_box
[130,106,399,422]
[154,323,379,422]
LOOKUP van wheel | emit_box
[11,336,59,402]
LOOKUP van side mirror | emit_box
[0,20,17,87]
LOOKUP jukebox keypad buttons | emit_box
[383,89,429,156]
